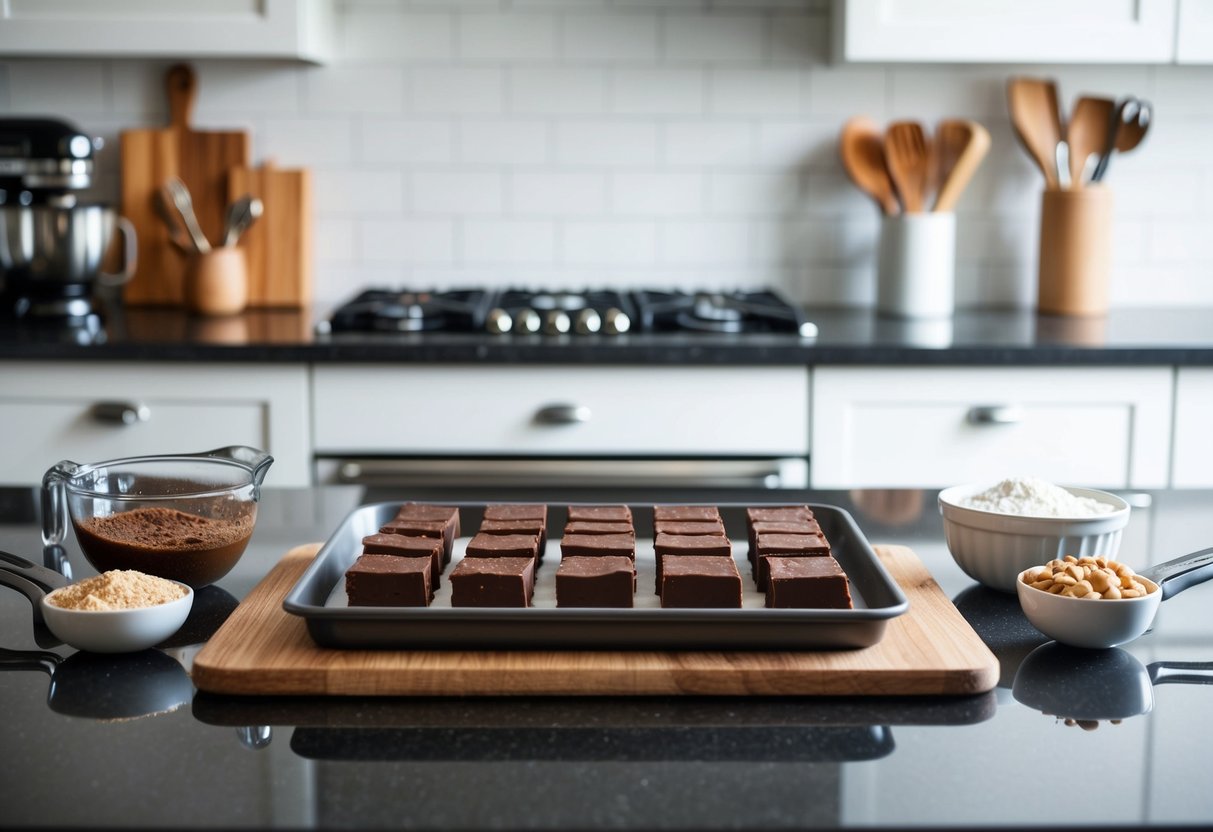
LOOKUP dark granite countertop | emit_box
[1,484,1211,829]
[4,305,1213,365]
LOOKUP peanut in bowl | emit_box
[1016,549,1213,649]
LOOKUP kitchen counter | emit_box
[4,305,1213,365]
[2,484,1211,829]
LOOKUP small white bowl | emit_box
[1016,569,1161,649]
[938,484,1130,593]
[41,583,194,654]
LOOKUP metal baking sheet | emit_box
[282,502,909,650]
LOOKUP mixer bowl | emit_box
[0,204,136,285]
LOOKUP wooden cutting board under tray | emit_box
[192,544,999,697]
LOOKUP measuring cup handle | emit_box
[1141,546,1213,602]
[40,461,80,548]
[1148,661,1213,687]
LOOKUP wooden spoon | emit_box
[838,116,900,215]
[1007,77,1063,189]
[1067,95,1117,187]
[884,121,930,214]
[933,120,991,212]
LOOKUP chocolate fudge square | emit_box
[556,556,635,608]
[653,505,721,523]
[450,557,535,607]
[655,519,726,537]
[484,504,547,522]
[747,519,824,571]
[754,532,832,591]
[766,556,853,609]
[346,554,432,606]
[479,518,547,563]
[563,520,635,536]
[379,516,457,566]
[653,532,732,593]
[465,532,540,563]
[394,503,461,537]
[746,506,814,526]
[661,556,742,609]
[566,504,632,523]
[361,533,444,589]
[561,532,636,560]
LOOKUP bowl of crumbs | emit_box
[938,477,1130,593]
[41,569,194,653]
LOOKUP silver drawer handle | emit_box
[90,401,150,426]
[966,405,1023,426]
[533,404,592,425]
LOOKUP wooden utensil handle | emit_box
[167,64,197,129]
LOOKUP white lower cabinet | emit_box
[312,364,809,457]
[1171,368,1213,488]
[811,367,1173,489]
[0,362,311,487]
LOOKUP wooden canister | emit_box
[1037,185,1113,317]
[184,247,249,316]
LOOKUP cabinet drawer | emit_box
[0,362,311,486]
[812,367,1172,489]
[313,365,809,456]
[1172,368,1213,488]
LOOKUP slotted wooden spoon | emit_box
[1007,77,1063,189]
[1067,95,1117,187]
[933,119,991,212]
[838,116,900,215]
[884,121,931,214]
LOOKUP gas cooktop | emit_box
[319,287,817,339]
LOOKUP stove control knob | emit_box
[513,308,541,335]
[485,307,512,335]
[573,308,601,335]
[543,310,571,335]
[602,308,631,335]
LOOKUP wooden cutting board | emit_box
[121,64,250,305]
[192,545,999,697]
[228,163,312,307]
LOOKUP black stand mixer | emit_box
[0,118,135,330]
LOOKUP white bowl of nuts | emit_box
[938,478,1130,593]
[1016,556,1159,649]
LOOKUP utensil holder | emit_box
[185,247,248,316]
[876,213,956,319]
[1037,185,1112,317]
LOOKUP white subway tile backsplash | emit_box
[410,67,505,114]
[464,220,558,263]
[459,13,558,61]
[10,2,1213,309]
[362,119,454,164]
[562,13,660,62]
[362,218,456,263]
[412,170,504,214]
[556,122,658,166]
[510,172,608,215]
[610,69,705,116]
[509,68,607,114]
[663,14,767,63]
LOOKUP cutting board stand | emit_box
[193,544,998,697]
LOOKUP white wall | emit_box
[1,0,1211,311]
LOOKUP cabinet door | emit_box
[834,0,1178,64]
[0,362,311,487]
[811,367,1172,489]
[1176,0,1213,63]
[0,0,332,63]
[1171,368,1213,487]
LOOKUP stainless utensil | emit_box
[1091,97,1152,182]
[1055,141,1072,189]
[221,195,263,248]
[164,177,211,253]
[153,188,197,254]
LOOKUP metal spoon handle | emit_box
[1141,546,1213,601]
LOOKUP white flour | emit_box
[961,477,1115,517]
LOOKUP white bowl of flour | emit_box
[938,478,1131,593]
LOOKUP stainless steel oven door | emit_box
[315,457,809,490]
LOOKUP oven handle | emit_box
[318,458,809,490]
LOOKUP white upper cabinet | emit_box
[834,0,1181,64]
[0,0,334,64]
[1176,0,1213,63]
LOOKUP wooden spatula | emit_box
[884,121,930,214]
[1007,77,1063,189]
[838,116,900,215]
[1066,95,1117,187]
[933,120,991,212]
